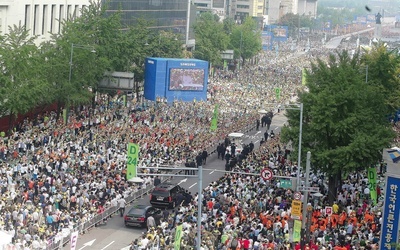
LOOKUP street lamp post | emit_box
[67,43,96,123]
[68,43,96,84]
[239,31,243,70]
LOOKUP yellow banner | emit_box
[293,220,301,243]
[291,200,302,218]
[127,143,139,180]
[302,68,307,86]
[174,224,183,250]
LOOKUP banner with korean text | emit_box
[379,175,400,250]
[367,168,377,205]
[174,224,183,250]
[127,143,139,180]
[293,220,301,243]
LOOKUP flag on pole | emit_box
[127,143,139,180]
[70,231,79,250]
[122,94,127,107]
[62,109,68,124]
[367,167,377,205]
[275,87,281,100]
[174,224,183,250]
[210,104,218,132]
[302,68,307,86]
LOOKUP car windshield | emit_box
[152,190,170,197]
[127,208,145,216]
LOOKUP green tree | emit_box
[146,30,184,59]
[50,0,124,107]
[278,13,316,37]
[281,51,394,204]
[193,12,230,67]
[0,24,50,131]
[230,17,262,67]
[361,43,400,114]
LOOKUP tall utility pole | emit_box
[185,0,191,49]
[300,151,311,248]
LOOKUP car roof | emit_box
[155,183,179,189]
[228,132,244,138]
[129,205,152,210]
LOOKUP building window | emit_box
[59,5,64,32]
[25,5,31,31]
[50,5,56,33]
[42,5,48,35]
[237,5,249,9]
[67,5,72,20]
[33,5,39,35]
[74,5,79,18]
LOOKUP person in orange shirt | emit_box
[338,211,347,226]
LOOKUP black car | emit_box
[124,205,161,228]
[150,183,185,208]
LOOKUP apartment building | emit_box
[0,0,90,42]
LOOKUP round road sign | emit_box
[293,192,301,200]
[261,168,273,181]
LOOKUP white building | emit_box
[0,0,90,43]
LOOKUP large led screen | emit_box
[169,68,205,91]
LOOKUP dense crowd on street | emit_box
[0,28,394,250]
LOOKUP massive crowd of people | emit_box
[0,26,395,250]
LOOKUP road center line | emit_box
[189,183,197,189]
[101,241,115,250]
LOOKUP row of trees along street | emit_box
[0,0,262,132]
[282,47,400,204]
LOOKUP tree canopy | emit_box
[281,49,396,204]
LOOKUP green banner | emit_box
[122,94,127,107]
[367,168,377,205]
[293,220,301,243]
[62,109,68,124]
[127,143,139,180]
[275,87,281,100]
[174,224,183,250]
[223,60,227,70]
[302,68,307,86]
[210,104,218,132]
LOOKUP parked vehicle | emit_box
[150,183,185,208]
[124,205,161,228]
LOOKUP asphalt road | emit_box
[67,112,288,250]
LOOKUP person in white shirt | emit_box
[118,196,126,217]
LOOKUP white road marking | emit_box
[101,241,115,250]
[209,169,216,175]
[255,140,259,144]
[189,183,197,189]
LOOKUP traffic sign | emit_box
[291,200,302,219]
[261,168,273,181]
[297,186,320,192]
[293,192,302,200]
[325,206,332,216]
